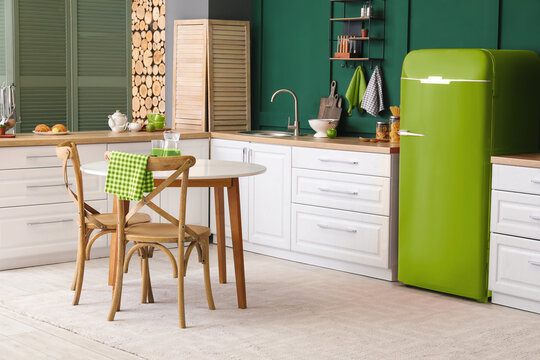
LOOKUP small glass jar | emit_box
[376,121,389,140]
[389,116,400,142]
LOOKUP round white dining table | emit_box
[81,159,266,309]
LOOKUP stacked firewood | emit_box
[131,0,166,121]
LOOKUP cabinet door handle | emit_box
[26,155,57,159]
[242,148,247,162]
[529,214,540,221]
[528,259,540,266]
[531,178,540,184]
[318,158,358,165]
[318,187,358,196]
[27,219,73,226]
[27,183,70,189]
[317,223,357,233]
[248,149,253,163]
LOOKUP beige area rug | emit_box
[1,246,540,360]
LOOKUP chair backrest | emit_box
[106,152,197,242]
[56,141,103,227]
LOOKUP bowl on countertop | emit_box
[147,113,166,129]
[308,119,339,138]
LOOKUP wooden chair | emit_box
[106,154,215,328]
[56,142,151,306]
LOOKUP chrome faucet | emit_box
[270,89,301,136]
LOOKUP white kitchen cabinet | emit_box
[209,139,249,242]
[489,163,540,314]
[248,142,291,250]
[292,204,389,268]
[0,144,108,269]
[209,139,291,250]
[0,200,108,270]
[209,139,398,281]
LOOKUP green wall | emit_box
[251,0,540,137]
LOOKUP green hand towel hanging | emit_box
[345,66,367,115]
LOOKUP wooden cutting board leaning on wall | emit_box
[173,19,251,132]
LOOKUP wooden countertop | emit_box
[491,153,540,169]
[211,132,400,154]
[0,130,209,147]
[0,130,400,154]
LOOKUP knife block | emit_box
[334,52,359,59]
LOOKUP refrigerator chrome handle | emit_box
[398,130,425,137]
[531,178,540,184]
[528,259,540,266]
[529,214,540,221]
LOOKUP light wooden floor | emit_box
[0,306,140,359]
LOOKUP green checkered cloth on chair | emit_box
[104,151,154,201]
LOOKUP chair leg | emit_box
[73,229,91,305]
[178,242,186,328]
[140,247,154,304]
[108,239,126,321]
[145,250,154,303]
[72,228,92,291]
[203,237,216,310]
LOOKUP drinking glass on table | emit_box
[163,130,180,141]
[163,140,181,156]
[151,140,164,157]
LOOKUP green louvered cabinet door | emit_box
[15,0,130,132]
[75,0,129,131]
[0,0,6,84]
[16,0,69,133]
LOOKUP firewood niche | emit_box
[131,0,166,122]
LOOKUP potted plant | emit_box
[0,124,6,136]
[361,28,369,38]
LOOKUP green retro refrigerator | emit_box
[398,49,540,302]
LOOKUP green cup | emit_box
[147,113,165,129]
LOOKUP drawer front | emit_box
[292,147,390,177]
[292,168,390,215]
[489,233,540,301]
[292,204,389,268]
[0,166,106,208]
[0,200,108,269]
[492,164,540,196]
[491,190,540,240]
[0,144,106,170]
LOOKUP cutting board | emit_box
[318,81,337,118]
[323,97,342,120]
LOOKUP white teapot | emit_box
[128,120,144,132]
[108,110,128,133]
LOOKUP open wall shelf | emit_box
[329,0,386,71]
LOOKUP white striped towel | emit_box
[361,66,385,116]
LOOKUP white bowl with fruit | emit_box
[308,119,339,138]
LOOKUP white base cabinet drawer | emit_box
[292,204,389,269]
[489,233,540,312]
[0,200,108,270]
[292,147,390,177]
[0,144,106,170]
[0,167,106,208]
[292,168,390,215]
[492,164,540,196]
[491,190,540,240]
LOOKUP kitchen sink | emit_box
[237,130,297,137]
